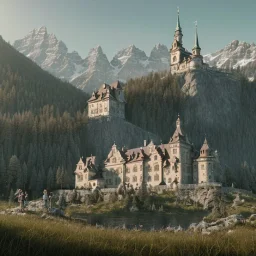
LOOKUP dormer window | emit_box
[112,157,116,163]
[154,155,157,161]
[79,165,82,170]
[173,56,177,62]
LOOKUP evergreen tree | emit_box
[0,144,6,195]
[56,166,64,189]
[22,162,28,190]
[8,155,21,191]
[47,167,55,190]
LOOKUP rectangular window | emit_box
[173,149,177,154]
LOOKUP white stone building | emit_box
[74,115,222,190]
[170,10,208,74]
[87,81,125,119]
[74,155,104,189]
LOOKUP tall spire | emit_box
[193,21,201,50]
[175,7,182,32]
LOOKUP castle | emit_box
[74,112,221,190]
[74,10,221,190]
[170,10,208,74]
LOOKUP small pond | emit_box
[73,211,208,231]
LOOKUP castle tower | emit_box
[168,114,193,184]
[196,137,215,183]
[174,8,183,44]
[170,9,192,74]
[192,23,201,56]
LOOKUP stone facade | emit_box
[74,116,222,190]
[170,10,208,74]
[74,156,104,189]
[87,81,125,119]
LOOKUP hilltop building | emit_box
[74,115,222,190]
[87,81,125,119]
[170,10,208,74]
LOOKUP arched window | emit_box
[112,157,116,163]
[154,155,157,161]
[173,56,177,62]
[126,176,130,182]
[133,176,137,182]
[154,174,159,181]
[154,164,159,172]
[126,167,130,173]
[133,165,137,172]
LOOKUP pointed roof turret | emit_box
[193,22,201,50]
[169,114,187,143]
[175,7,182,32]
[200,136,210,157]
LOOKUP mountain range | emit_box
[13,27,169,93]
[13,27,256,93]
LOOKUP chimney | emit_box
[144,140,147,147]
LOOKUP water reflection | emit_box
[73,211,208,231]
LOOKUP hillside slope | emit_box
[0,36,159,197]
[125,70,256,188]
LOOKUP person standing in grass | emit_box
[24,191,28,209]
[17,190,24,212]
[43,189,49,209]
[48,192,53,209]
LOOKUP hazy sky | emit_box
[0,0,255,59]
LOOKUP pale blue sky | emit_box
[0,0,255,59]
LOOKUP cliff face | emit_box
[178,69,256,169]
[84,117,160,163]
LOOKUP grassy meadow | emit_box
[1,214,256,256]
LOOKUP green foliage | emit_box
[8,155,21,191]
[125,71,185,141]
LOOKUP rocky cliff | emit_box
[178,69,256,170]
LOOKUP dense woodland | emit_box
[0,36,256,198]
[0,37,89,198]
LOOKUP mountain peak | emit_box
[36,26,48,34]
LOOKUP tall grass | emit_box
[0,215,256,256]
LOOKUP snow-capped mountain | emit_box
[13,27,84,80]
[203,40,256,81]
[71,46,115,93]
[13,27,170,93]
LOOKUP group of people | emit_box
[15,189,54,212]
[15,189,28,212]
